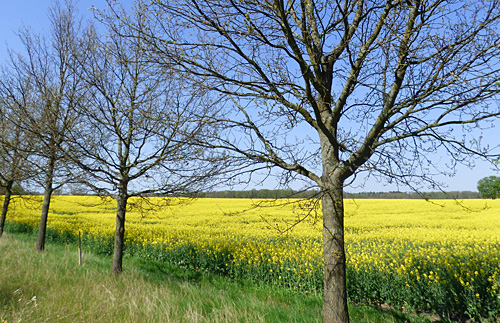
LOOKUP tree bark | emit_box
[321,182,349,322]
[36,158,55,252]
[320,134,349,322]
[0,180,14,238]
[112,182,128,273]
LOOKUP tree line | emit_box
[201,189,482,199]
[1,1,500,321]
[2,186,482,199]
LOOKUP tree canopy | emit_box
[477,176,500,199]
[121,0,500,321]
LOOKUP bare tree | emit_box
[72,17,223,273]
[3,1,86,251]
[0,86,35,238]
[114,0,500,321]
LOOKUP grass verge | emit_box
[0,233,433,322]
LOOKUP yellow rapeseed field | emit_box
[4,196,500,318]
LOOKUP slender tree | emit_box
[0,95,34,237]
[4,0,86,251]
[118,0,500,321]
[72,17,223,273]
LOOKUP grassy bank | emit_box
[0,233,434,323]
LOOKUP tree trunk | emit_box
[0,180,14,238]
[321,178,349,322]
[36,179,54,252]
[36,158,55,252]
[112,183,128,273]
[320,134,350,322]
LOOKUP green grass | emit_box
[0,233,433,323]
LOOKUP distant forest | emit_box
[200,189,481,199]
[0,184,27,195]
[0,185,481,199]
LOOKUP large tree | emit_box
[3,1,86,251]
[71,16,223,273]
[477,175,500,199]
[118,0,500,321]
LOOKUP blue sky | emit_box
[1,1,498,193]
[0,1,109,56]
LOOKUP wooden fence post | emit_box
[78,231,82,266]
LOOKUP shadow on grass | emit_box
[349,304,436,323]
[127,257,203,284]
